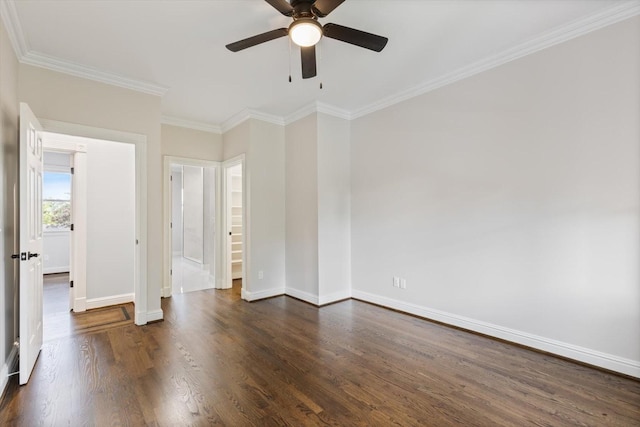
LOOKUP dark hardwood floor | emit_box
[1,279,639,426]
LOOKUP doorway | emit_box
[162,156,222,297]
[223,156,245,294]
[41,130,137,315]
[170,162,217,294]
[41,151,72,341]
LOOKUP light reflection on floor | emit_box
[172,255,215,294]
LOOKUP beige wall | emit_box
[223,119,286,300]
[0,14,19,391]
[317,113,351,303]
[350,16,640,375]
[285,114,319,301]
[285,113,352,305]
[247,119,286,296]
[19,64,164,319]
[222,120,249,161]
[161,123,223,161]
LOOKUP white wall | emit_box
[182,165,204,263]
[285,114,319,300]
[350,16,640,376]
[171,168,182,255]
[42,231,69,274]
[317,113,351,304]
[86,139,136,301]
[284,113,352,305]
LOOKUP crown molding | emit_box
[161,115,222,134]
[283,102,317,125]
[1,0,167,97]
[316,102,352,121]
[0,0,28,57]
[21,51,168,96]
[351,1,640,119]
[221,109,285,134]
[5,0,638,127]
[282,101,351,125]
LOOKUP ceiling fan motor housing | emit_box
[291,0,318,20]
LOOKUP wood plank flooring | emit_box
[1,282,639,426]
[43,273,134,341]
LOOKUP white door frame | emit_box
[222,155,246,293]
[41,136,88,312]
[162,156,222,297]
[39,119,149,325]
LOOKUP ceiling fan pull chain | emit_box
[288,37,293,83]
[318,42,323,89]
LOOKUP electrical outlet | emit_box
[400,278,407,289]
[393,277,400,288]
[258,270,264,279]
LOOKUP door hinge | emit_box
[70,167,75,175]
[70,280,74,288]
[170,269,172,276]
[170,222,172,229]
[70,224,74,231]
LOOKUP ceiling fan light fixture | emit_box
[289,18,323,47]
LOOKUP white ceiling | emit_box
[2,0,639,131]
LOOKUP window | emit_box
[43,171,71,230]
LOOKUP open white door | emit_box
[19,103,44,385]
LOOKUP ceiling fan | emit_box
[226,0,388,79]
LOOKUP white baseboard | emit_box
[285,287,319,305]
[352,289,640,378]
[43,267,70,275]
[318,289,352,306]
[162,285,172,298]
[1,344,19,399]
[242,286,285,302]
[74,297,87,312]
[283,288,351,306]
[86,293,134,310]
[146,309,164,322]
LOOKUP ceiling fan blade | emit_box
[312,0,346,17]
[301,45,317,79]
[264,0,294,16]
[323,23,388,52]
[226,28,288,52]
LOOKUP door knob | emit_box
[28,252,39,259]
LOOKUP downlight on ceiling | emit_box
[289,18,323,47]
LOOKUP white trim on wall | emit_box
[352,290,640,378]
[161,115,222,134]
[242,286,285,302]
[86,293,134,310]
[4,0,637,133]
[0,345,19,397]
